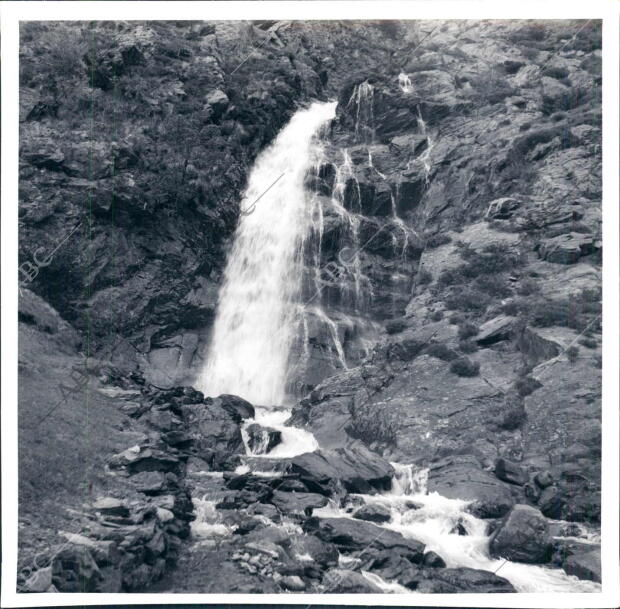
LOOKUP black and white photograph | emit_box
[1,1,618,606]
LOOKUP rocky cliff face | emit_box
[290,19,602,524]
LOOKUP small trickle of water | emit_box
[348,81,375,142]
[398,72,413,93]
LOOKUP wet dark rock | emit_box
[269,490,328,515]
[352,503,392,523]
[293,534,339,568]
[449,521,468,536]
[245,423,282,454]
[563,549,601,583]
[360,549,421,588]
[423,551,446,568]
[321,568,383,593]
[288,444,395,495]
[428,456,514,518]
[489,504,551,564]
[308,517,425,562]
[494,458,528,486]
[212,394,256,422]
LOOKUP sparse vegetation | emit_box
[514,375,542,397]
[458,322,479,339]
[449,356,480,377]
[438,243,527,288]
[526,289,601,332]
[430,310,444,321]
[445,287,492,313]
[579,336,598,349]
[458,339,478,353]
[426,343,459,361]
[499,396,527,430]
[567,346,580,363]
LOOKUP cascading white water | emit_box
[322,463,602,594]
[197,102,336,405]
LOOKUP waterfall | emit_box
[197,102,336,405]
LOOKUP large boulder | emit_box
[489,504,551,564]
[307,517,425,562]
[269,490,327,515]
[427,455,515,518]
[183,400,244,468]
[211,394,255,422]
[538,232,596,264]
[563,549,601,583]
[475,316,517,346]
[288,444,394,495]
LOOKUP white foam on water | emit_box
[197,101,337,405]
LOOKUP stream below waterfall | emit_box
[187,410,601,594]
[189,101,600,594]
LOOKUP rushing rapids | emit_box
[192,104,601,595]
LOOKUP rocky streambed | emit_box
[19,373,601,594]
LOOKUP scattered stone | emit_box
[490,504,551,563]
[322,568,382,593]
[51,545,102,592]
[494,458,528,485]
[270,490,328,515]
[92,497,129,517]
[131,470,167,494]
[352,503,392,523]
[215,394,255,421]
[280,574,306,591]
[24,567,52,592]
[534,470,554,489]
